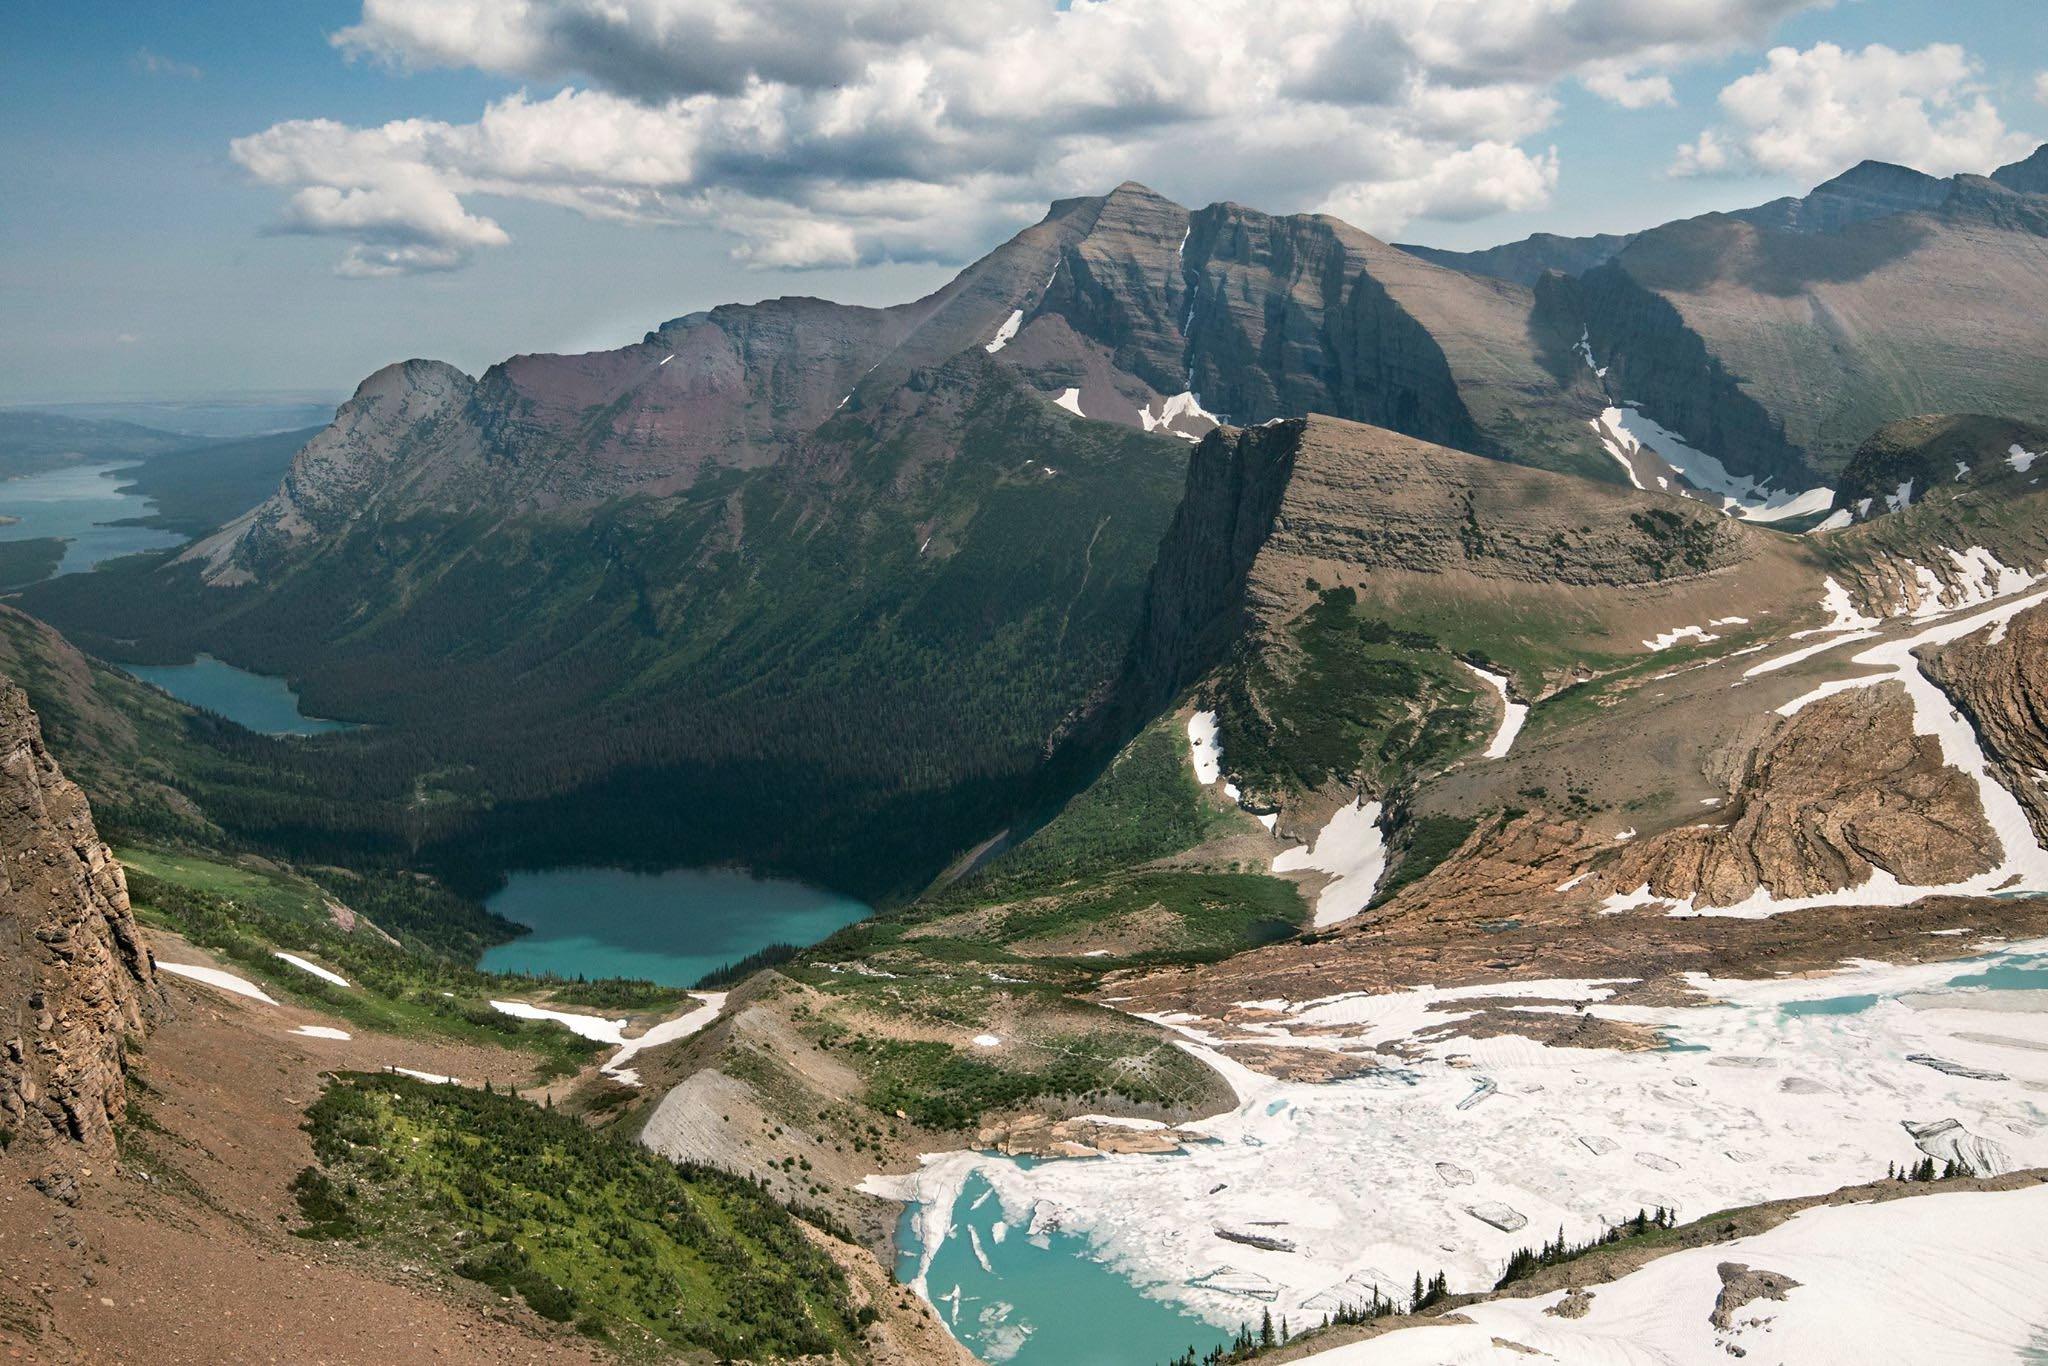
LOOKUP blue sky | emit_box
[4,0,2044,404]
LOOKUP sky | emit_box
[4,0,2046,405]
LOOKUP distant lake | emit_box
[0,462,184,577]
[480,866,873,987]
[123,654,356,736]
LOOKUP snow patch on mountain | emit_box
[984,309,1023,353]
[1462,663,1526,759]
[1140,391,1219,442]
[1273,799,1387,927]
[1642,625,1719,652]
[1591,407,1833,522]
[274,951,350,988]
[158,961,279,1005]
[1187,710,1222,785]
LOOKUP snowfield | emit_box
[274,951,350,988]
[1296,1184,2048,1364]
[1186,710,1222,786]
[1273,800,1388,927]
[1139,391,1219,441]
[488,992,726,1086]
[157,961,279,1005]
[984,310,1023,353]
[1462,664,1526,759]
[867,941,2048,1333]
[490,999,629,1045]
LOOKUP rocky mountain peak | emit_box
[1729,157,1950,234]
[1990,142,2048,195]
[0,682,160,1157]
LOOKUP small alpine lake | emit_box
[479,865,873,988]
[123,654,357,736]
[897,1171,1230,1366]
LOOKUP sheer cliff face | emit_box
[1014,187,1591,469]
[1120,414,1770,715]
[0,682,159,1156]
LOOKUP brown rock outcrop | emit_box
[0,681,160,1155]
[1925,600,2048,850]
[1607,682,1996,906]
[1710,1262,1801,1331]
[976,1113,1195,1158]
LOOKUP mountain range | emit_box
[22,140,2048,902]
[8,139,2048,1363]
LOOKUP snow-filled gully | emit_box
[1462,663,1526,759]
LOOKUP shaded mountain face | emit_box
[1397,231,1635,287]
[1830,412,2048,517]
[30,356,1193,896]
[1522,148,2048,486]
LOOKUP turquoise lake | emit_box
[0,462,184,576]
[479,866,872,987]
[124,654,356,736]
[898,1172,1230,1366]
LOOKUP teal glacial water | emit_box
[480,866,871,987]
[0,462,183,576]
[1775,951,2048,1020]
[897,1171,1229,1366]
[124,654,356,736]
[1779,993,1882,1018]
[1946,953,2048,991]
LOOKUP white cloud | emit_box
[132,48,202,80]
[1582,64,1676,109]
[2035,71,2048,106]
[250,0,1826,275]
[1673,42,2036,179]
[1320,142,1560,236]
